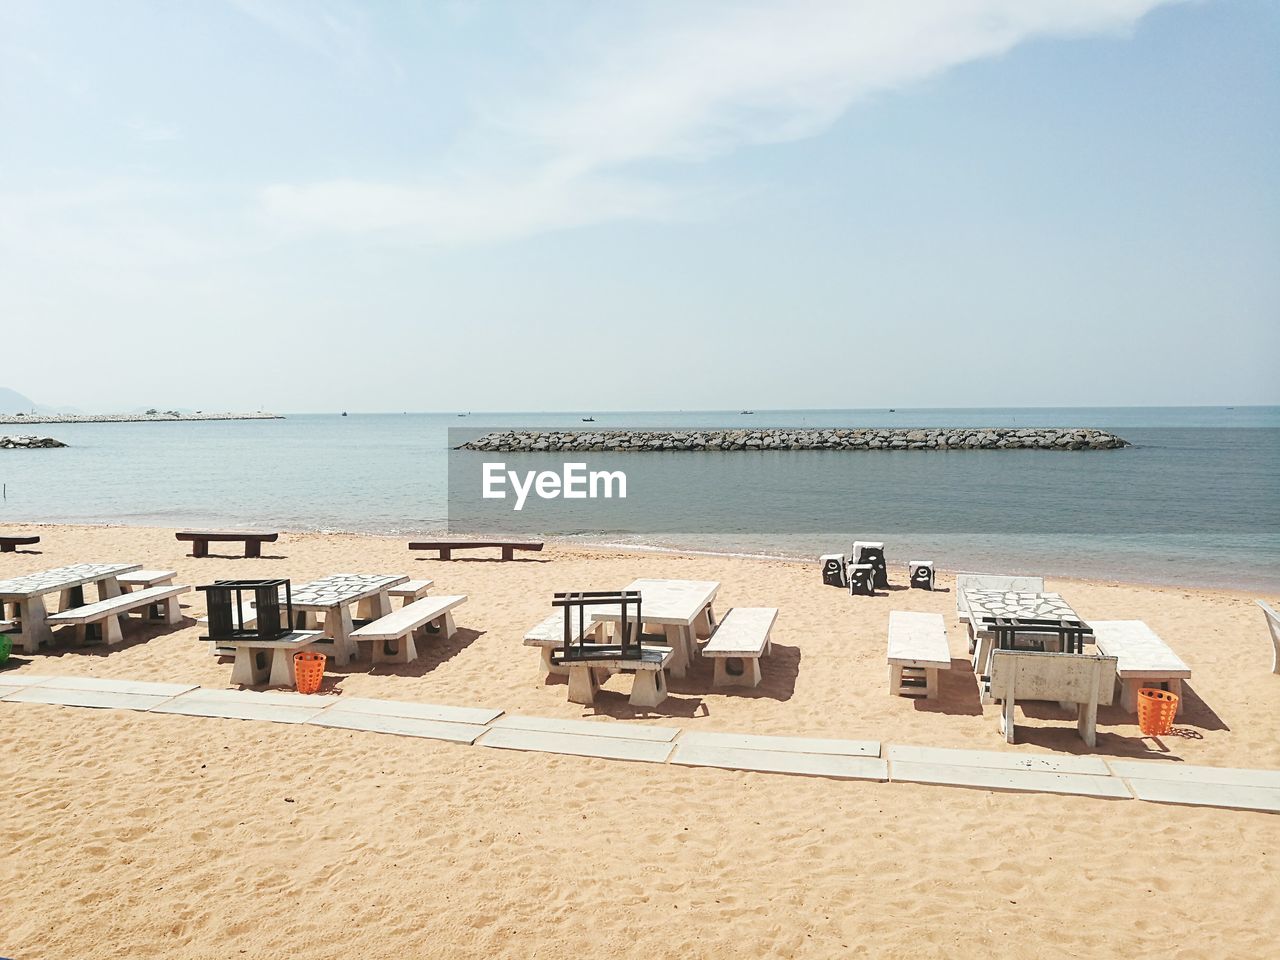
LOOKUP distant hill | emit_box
[0,387,76,415]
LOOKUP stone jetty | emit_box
[1,435,66,449]
[0,411,282,425]
[459,427,1129,452]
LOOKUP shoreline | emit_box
[3,520,1276,599]
[0,412,283,424]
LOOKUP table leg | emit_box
[269,647,299,687]
[372,590,393,619]
[327,605,355,664]
[100,577,122,600]
[663,625,688,679]
[59,586,85,612]
[19,595,53,654]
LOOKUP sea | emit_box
[2,406,1277,591]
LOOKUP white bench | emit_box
[1258,601,1280,675]
[119,569,176,590]
[887,611,951,698]
[388,579,433,606]
[217,630,325,687]
[46,584,190,645]
[988,650,1116,747]
[700,607,777,688]
[955,573,1045,622]
[523,608,606,678]
[1092,620,1191,715]
[557,645,674,708]
[349,595,467,663]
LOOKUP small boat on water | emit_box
[582,417,595,422]
[740,410,754,415]
[341,411,348,417]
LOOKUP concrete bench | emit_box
[388,579,433,605]
[887,611,951,698]
[211,630,325,687]
[955,573,1045,622]
[46,584,190,645]
[988,650,1116,747]
[0,535,39,553]
[523,608,606,678]
[408,540,544,561]
[554,645,674,708]
[1092,620,1191,716]
[176,529,279,558]
[119,569,176,590]
[350,595,467,663]
[701,607,777,688]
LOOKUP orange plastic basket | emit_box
[1137,687,1179,736]
[294,651,326,695]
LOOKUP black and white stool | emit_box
[909,560,935,591]
[851,541,888,590]
[848,564,876,596]
[820,554,847,588]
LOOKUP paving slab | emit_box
[330,696,501,727]
[0,673,53,689]
[888,744,1111,776]
[478,727,675,763]
[1106,760,1280,791]
[1,686,178,712]
[672,743,888,781]
[490,714,678,742]
[168,688,331,707]
[37,677,198,697]
[310,708,488,744]
[150,693,326,724]
[680,730,880,757]
[1125,778,1280,813]
[890,760,1131,799]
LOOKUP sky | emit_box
[0,0,1276,413]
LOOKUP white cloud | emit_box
[260,0,1183,244]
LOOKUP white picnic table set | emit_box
[214,573,465,687]
[523,578,779,708]
[0,563,191,653]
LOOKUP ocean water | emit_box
[2,407,1277,591]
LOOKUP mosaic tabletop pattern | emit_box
[0,563,142,598]
[964,590,1081,624]
[290,573,408,608]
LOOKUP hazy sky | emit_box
[1,0,1276,412]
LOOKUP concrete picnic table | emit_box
[288,573,408,666]
[588,578,719,679]
[0,563,142,654]
[964,590,1089,676]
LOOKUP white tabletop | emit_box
[290,573,408,609]
[0,563,142,599]
[963,590,1081,624]
[590,578,720,626]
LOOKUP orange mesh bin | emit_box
[1137,687,1179,736]
[294,651,326,695]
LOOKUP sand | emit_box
[2,523,1278,958]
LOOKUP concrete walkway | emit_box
[2,673,1277,814]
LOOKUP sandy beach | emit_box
[2,523,1278,958]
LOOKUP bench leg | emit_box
[501,546,514,561]
[888,663,903,696]
[566,665,599,705]
[439,548,451,561]
[269,647,298,687]
[925,666,939,699]
[713,656,761,689]
[246,540,261,558]
[440,611,456,640]
[1168,678,1183,717]
[1077,701,1098,748]
[193,540,208,558]
[232,647,268,686]
[103,613,124,645]
[1120,678,1140,714]
[1000,695,1017,744]
[630,669,668,708]
[163,596,183,625]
